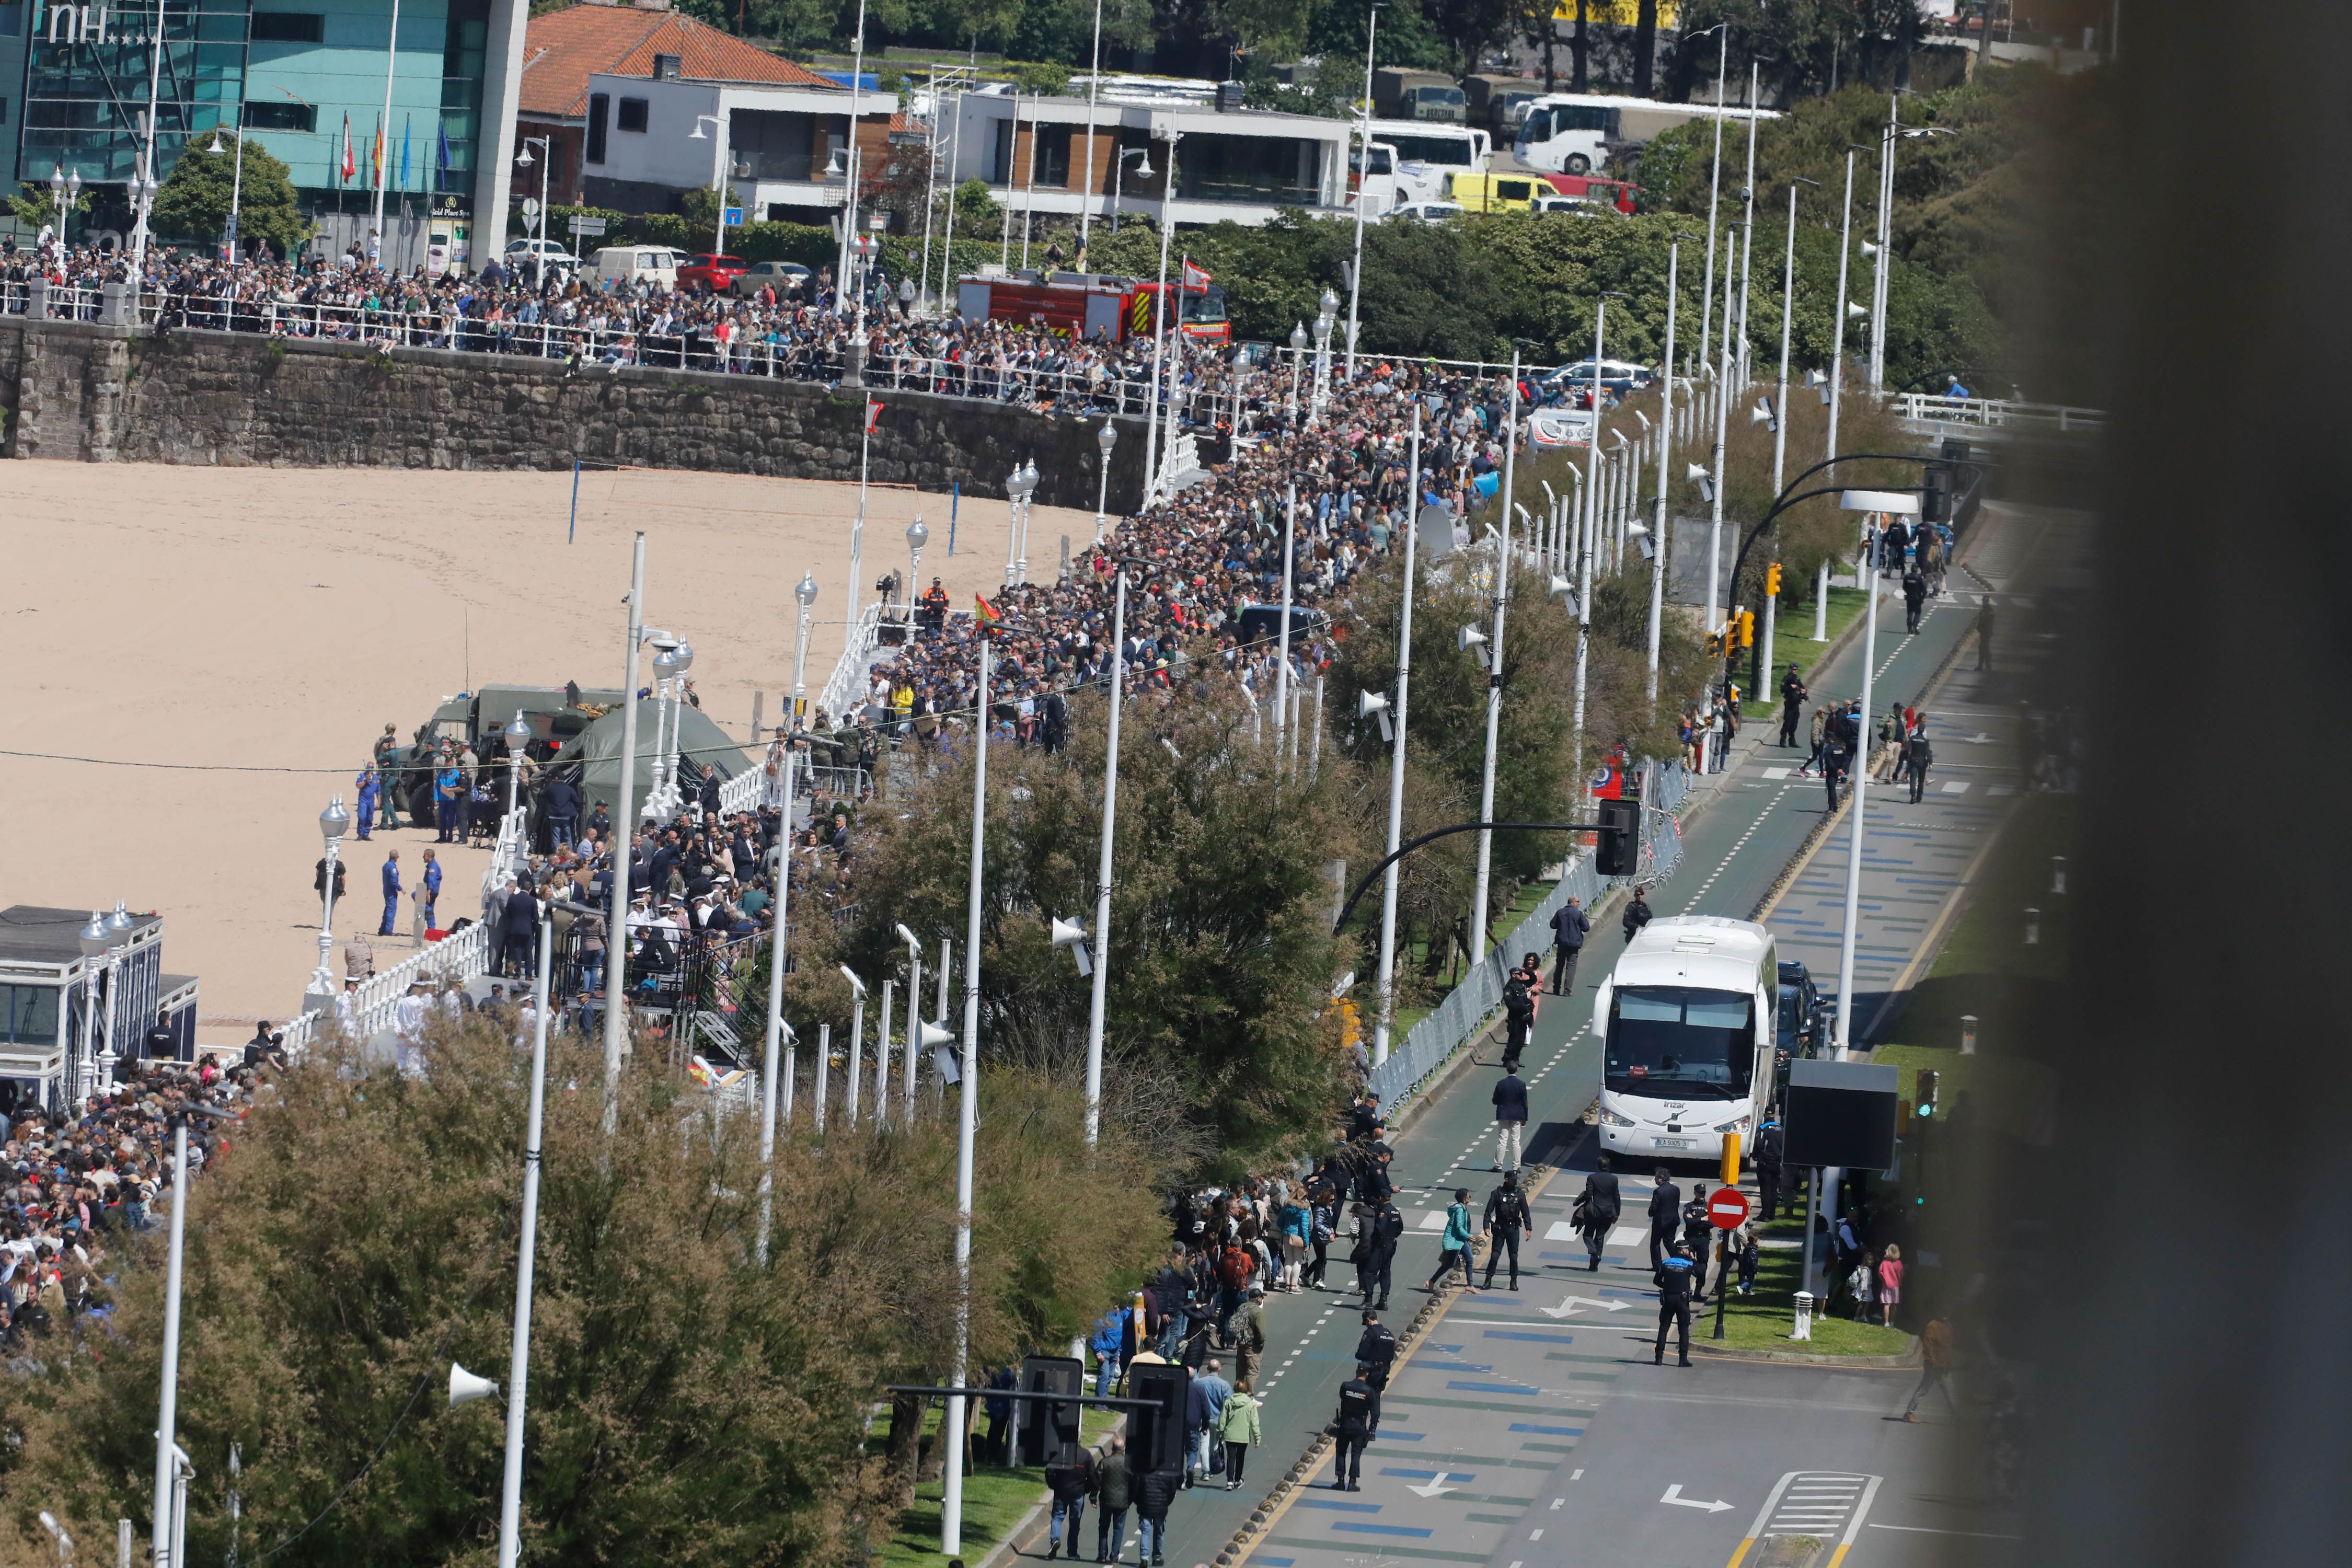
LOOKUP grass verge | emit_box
[1699,1223,1910,1357]
[880,1466,1048,1568]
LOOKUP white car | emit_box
[1388,200,1465,225]
[505,237,581,269]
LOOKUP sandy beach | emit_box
[0,459,1099,1040]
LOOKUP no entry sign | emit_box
[1708,1186,1751,1230]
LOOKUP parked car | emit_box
[591,245,684,286]
[1773,959,1829,1098]
[731,260,813,298]
[1387,200,1465,225]
[678,252,751,292]
[503,237,579,281]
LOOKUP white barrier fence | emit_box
[279,920,493,1057]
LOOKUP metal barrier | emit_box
[1894,391,2105,434]
[1364,762,1690,1113]
[279,920,492,1057]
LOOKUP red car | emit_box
[678,253,750,292]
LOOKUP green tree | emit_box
[0,1024,1167,1565]
[153,133,311,260]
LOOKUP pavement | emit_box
[999,500,2072,1568]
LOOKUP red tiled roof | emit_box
[518,5,837,121]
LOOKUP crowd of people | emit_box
[0,1058,253,1347]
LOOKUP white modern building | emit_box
[943,93,1361,228]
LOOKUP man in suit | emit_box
[1549,895,1589,996]
[1648,1166,1683,1269]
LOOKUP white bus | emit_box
[1514,92,1781,175]
[1592,915,1777,1167]
[1366,119,1492,205]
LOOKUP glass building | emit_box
[10,0,501,214]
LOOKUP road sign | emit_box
[521,197,540,221]
[723,206,744,227]
[1707,1185,1750,1230]
[569,214,607,236]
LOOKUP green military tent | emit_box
[550,698,754,815]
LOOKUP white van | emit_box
[592,245,685,286]
[1592,915,1778,1167]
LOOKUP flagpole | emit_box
[373,0,403,246]
[850,398,875,650]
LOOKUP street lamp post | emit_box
[905,517,929,621]
[495,915,555,1568]
[895,923,924,1128]
[514,136,552,287]
[1706,226,1737,633]
[940,636,994,1557]
[1112,145,1150,237]
[1468,356,1520,963]
[1831,501,1906,1055]
[307,798,351,1012]
[1080,565,1129,1147]
[1368,408,1424,1067]
[207,118,248,262]
[1763,179,1819,699]
[1275,486,1297,763]
[1015,459,1039,585]
[602,534,647,1128]
[1287,321,1308,423]
[1343,4,1379,381]
[839,966,867,1123]
[646,640,682,820]
[1309,287,1338,424]
[756,745,799,1265]
[1648,233,1689,705]
[1573,295,1620,790]
[503,712,531,820]
[687,114,730,260]
[1093,421,1117,543]
[74,912,107,1108]
[792,571,820,721]
[1141,124,1179,495]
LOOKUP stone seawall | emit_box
[0,318,1148,511]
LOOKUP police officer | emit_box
[1363,1198,1403,1310]
[1655,1240,1697,1367]
[1482,1171,1532,1290]
[1327,1367,1375,1491]
[1903,567,1928,633]
[1647,1165,1682,1269]
[1352,1311,1397,1434]
[1779,664,1807,747]
[1682,1185,1715,1305]
[1621,885,1653,944]
[1822,722,1850,810]
[378,850,403,937]
[1755,1117,1787,1221]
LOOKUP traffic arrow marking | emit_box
[1660,1485,1733,1514]
[1408,1479,1459,1498]
[1541,1295,1631,1319]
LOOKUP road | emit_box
[1001,501,2072,1568]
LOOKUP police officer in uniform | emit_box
[1482,1171,1533,1290]
[1363,1198,1403,1310]
[1655,1240,1697,1367]
[1682,1185,1716,1305]
[1352,1311,1397,1434]
[1779,664,1807,747]
[1327,1368,1375,1491]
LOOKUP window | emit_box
[1561,105,1610,132]
[1175,133,1324,206]
[586,91,609,164]
[0,985,58,1048]
[249,11,325,43]
[1029,123,1071,188]
[616,97,649,133]
[244,100,315,132]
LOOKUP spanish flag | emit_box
[974,592,1003,626]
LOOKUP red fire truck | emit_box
[954,269,1231,344]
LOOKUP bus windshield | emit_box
[1387,133,1475,166]
[1606,985,1755,1100]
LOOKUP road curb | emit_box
[1206,1165,1562,1567]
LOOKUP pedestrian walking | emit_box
[1489,1056,1531,1169]
[1903,723,1933,804]
[1092,1435,1133,1562]
[415,847,442,941]
[1134,1461,1176,1565]
[1654,1239,1696,1367]
[1352,1311,1397,1433]
[1183,1357,1230,1488]
[1045,1443,1095,1559]
[1232,1284,1267,1389]
[1090,1304,1126,1398]
[1304,1185,1335,1290]
[1549,895,1589,995]
[1681,1185,1715,1304]
[1647,1166,1682,1269]
[1325,1369,1375,1492]
[1363,1199,1401,1310]
[1572,1170,1620,1271]
[1482,1171,1532,1289]
[1904,1316,1957,1422]
[1779,663,1807,747]
[1424,1187,1477,1293]
[1216,1379,1261,1490]
[1976,594,1996,670]
[1823,725,1849,810]
[1903,568,1927,633]
[1733,1221,1759,1296]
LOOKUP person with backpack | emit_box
[1089,1304,1126,1397]
[1135,1457,1177,1566]
[1491,1064,1529,1172]
[1216,1236,1256,1343]
[1681,1185,1716,1305]
[1622,886,1653,943]
[1216,1378,1262,1491]
[1903,721,1934,804]
[1304,1184,1337,1290]
[1184,1356,1230,1488]
[1903,567,1929,633]
[1352,1310,1398,1433]
[1754,1117,1787,1220]
[1423,1186,1478,1294]
[1482,1171,1533,1289]
[1044,1443,1096,1559]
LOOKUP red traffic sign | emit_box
[1707,1186,1751,1230]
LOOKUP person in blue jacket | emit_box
[378,850,402,936]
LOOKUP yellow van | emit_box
[1446,171,1543,214]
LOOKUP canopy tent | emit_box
[551,698,753,815]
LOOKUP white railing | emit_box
[719,765,764,816]
[1895,392,2104,434]
[820,602,888,720]
[483,805,528,895]
[281,920,492,1056]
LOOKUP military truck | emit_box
[382,684,625,827]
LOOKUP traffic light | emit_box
[1016,1355,1085,1468]
[1736,610,1756,649]
[1703,628,1724,658]
[1922,462,1953,524]
[1125,1362,1191,1476]
[1916,1068,1939,1117]
[1595,796,1640,877]
[1765,562,1784,598]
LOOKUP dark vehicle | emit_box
[1773,958,1828,1099]
[385,684,624,827]
[1233,603,1332,652]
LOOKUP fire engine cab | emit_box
[955,269,1231,344]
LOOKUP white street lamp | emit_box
[906,517,930,614]
[74,911,107,1107]
[1287,321,1308,422]
[1468,356,1520,963]
[757,742,800,1265]
[793,571,820,718]
[515,135,553,287]
[503,712,532,820]
[1573,294,1621,791]
[1649,232,1691,705]
[602,533,648,1127]
[1342,5,1379,382]
[1079,561,1130,1146]
[1369,408,1425,1067]
[839,965,868,1123]
[940,635,994,1557]
[894,922,924,1127]
[307,799,351,1019]
[1001,463,1023,588]
[1016,459,1040,585]
[1763,178,1819,700]
[208,116,248,263]
[1093,420,1118,543]
[686,114,730,261]
[495,913,555,1568]
[1310,286,1339,424]
[668,639,695,810]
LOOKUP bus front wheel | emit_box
[1566,154,1592,175]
